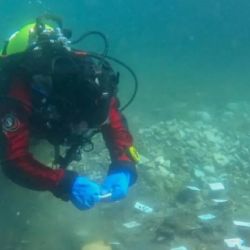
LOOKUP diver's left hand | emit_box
[102,170,131,201]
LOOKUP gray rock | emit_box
[194,169,205,178]
[203,165,216,174]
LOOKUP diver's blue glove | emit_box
[102,164,136,201]
[102,171,130,201]
[70,176,101,210]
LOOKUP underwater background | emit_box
[1,0,250,249]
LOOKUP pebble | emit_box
[204,165,216,174]
[194,169,205,178]
[155,156,165,165]
[213,153,229,166]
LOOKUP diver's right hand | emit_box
[70,176,101,210]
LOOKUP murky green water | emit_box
[1,1,250,249]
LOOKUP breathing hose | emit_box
[71,31,109,57]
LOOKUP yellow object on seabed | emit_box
[81,241,112,250]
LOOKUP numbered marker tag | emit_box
[134,202,153,213]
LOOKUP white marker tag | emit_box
[233,220,250,228]
[209,182,225,191]
[123,221,141,229]
[110,242,121,245]
[224,238,244,248]
[198,214,216,221]
[186,186,201,191]
[134,202,153,213]
[171,247,188,250]
[212,199,228,203]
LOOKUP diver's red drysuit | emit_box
[0,74,137,199]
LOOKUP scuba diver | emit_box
[0,15,140,210]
